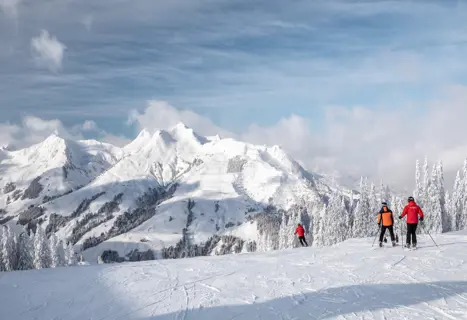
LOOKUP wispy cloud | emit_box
[2,0,467,189]
[82,14,93,31]
[30,30,66,72]
[0,0,21,19]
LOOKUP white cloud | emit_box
[128,92,467,192]
[81,120,98,131]
[128,101,233,138]
[241,86,467,191]
[0,116,130,150]
[30,30,66,72]
[0,0,21,18]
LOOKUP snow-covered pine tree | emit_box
[352,177,373,238]
[322,190,339,246]
[64,242,77,266]
[461,159,467,230]
[424,164,443,233]
[49,233,61,268]
[0,227,4,272]
[2,225,14,271]
[436,161,449,232]
[278,211,288,250]
[16,232,34,270]
[422,157,430,207]
[11,233,20,271]
[362,178,374,236]
[415,159,422,200]
[369,182,379,221]
[312,206,326,246]
[451,170,463,231]
[445,190,452,230]
[34,226,51,269]
[340,196,351,241]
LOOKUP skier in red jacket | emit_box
[399,196,424,248]
[294,223,308,247]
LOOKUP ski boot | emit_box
[392,241,396,247]
[412,243,417,249]
[379,241,383,247]
[405,243,411,249]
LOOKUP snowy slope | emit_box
[2,232,467,319]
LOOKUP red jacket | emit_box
[400,201,424,224]
[294,225,305,237]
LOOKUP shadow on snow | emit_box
[135,281,467,319]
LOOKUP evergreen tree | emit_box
[424,164,443,233]
[17,232,34,270]
[278,211,288,249]
[461,159,467,230]
[34,226,50,269]
[0,228,4,272]
[415,159,422,200]
[422,157,430,208]
[322,191,339,246]
[451,170,463,230]
[64,242,77,266]
[445,190,452,230]
[369,182,379,219]
[49,233,61,268]
[2,225,14,271]
[436,161,449,232]
[352,177,372,238]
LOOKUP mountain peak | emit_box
[137,128,152,139]
[173,121,190,130]
[41,132,67,148]
[170,122,208,145]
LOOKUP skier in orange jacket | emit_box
[377,202,396,247]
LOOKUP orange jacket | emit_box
[377,206,394,226]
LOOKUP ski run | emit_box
[2,231,467,319]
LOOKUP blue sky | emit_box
[1,0,467,189]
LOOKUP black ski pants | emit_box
[406,223,418,245]
[298,236,308,247]
[379,225,395,242]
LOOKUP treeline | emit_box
[0,225,76,272]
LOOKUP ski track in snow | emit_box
[3,234,467,319]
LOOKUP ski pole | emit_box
[372,223,382,247]
[401,221,403,250]
[421,222,438,247]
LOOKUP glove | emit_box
[398,215,402,219]
[377,222,380,226]
[420,217,424,221]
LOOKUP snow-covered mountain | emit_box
[0,135,123,217]
[0,122,343,262]
[3,231,467,319]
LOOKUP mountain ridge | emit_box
[0,123,345,262]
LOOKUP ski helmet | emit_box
[408,196,414,202]
[382,201,388,206]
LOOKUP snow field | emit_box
[2,232,467,320]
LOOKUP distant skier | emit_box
[377,202,396,247]
[294,223,308,247]
[399,196,424,248]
